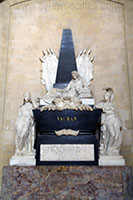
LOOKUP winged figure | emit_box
[40,48,94,92]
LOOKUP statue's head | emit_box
[103,88,114,102]
[23,92,31,104]
[71,71,79,80]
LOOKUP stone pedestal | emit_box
[99,155,125,166]
[0,166,133,200]
[10,155,36,166]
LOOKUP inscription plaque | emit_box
[40,144,94,161]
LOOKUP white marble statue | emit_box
[40,48,94,91]
[65,71,92,98]
[15,92,36,156]
[95,88,122,156]
[40,48,58,92]
[39,71,93,106]
[40,96,93,111]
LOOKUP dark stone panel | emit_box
[54,29,77,88]
[33,109,102,133]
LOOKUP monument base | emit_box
[1,166,133,200]
[10,155,36,166]
[99,155,125,166]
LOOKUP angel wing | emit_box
[76,49,94,86]
[40,48,58,91]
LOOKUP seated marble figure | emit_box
[39,71,92,106]
[64,71,92,98]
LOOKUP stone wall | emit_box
[122,0,133,166]
[0,0,10,189]
[0,0,133,187]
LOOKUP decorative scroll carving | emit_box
[55,129,79,136]
[40,96,93,111]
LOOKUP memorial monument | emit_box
[10,29,125,166]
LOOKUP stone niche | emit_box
[0,0,133,179]
[4,0,131,134]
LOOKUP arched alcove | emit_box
[0,0,133,187]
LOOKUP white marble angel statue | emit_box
[95,88,122,156]
[40,48,94,92]
[15,92,36,156]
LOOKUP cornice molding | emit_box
[2,0,125,8]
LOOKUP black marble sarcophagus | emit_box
[33,109,102,134]
[33,109,102,166]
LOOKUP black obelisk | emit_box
[54,29,77,89]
